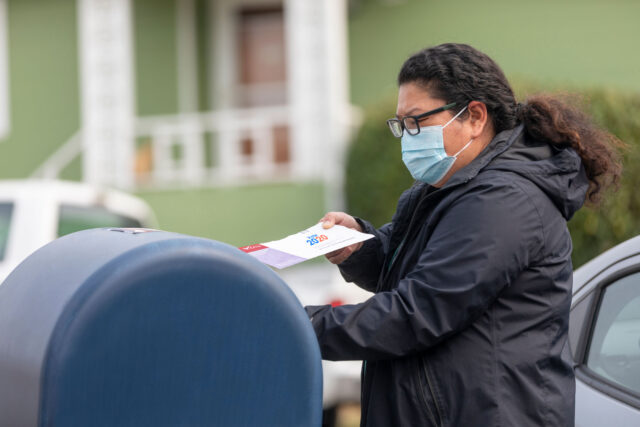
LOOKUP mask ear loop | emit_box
[445,105,473,158]
[443,105,468,128]
[452,139,474,158]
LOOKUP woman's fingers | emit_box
[318,212,365,263]
[326,248,349,264]
[325,241,364,264]
[320,212,342,229]
[322,217,335,229]
[319,212,362,232]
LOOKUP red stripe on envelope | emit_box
[238,244,268,254]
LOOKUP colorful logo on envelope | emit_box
[306,234,328,246]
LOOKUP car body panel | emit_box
[576,379,640,427]
[572,238,640,426]
[573,236,640,297]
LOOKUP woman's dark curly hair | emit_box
[398,43,623,204]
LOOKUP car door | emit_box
[571,254,640,426]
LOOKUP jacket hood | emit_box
[446,125,588,220]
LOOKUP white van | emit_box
[0,180,156,283]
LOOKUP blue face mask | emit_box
[401,106,473,185]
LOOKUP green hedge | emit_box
[345,85,640,267]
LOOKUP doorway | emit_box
[236,6,290,165]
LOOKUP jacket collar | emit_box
[442,124,525,189]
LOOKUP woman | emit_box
[305,43,622,426]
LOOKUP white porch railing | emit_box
[32,105,296,189]
[134,105,293,188]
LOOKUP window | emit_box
[586,272,640,394]
[0,202,13,261]
[57,205,142,238]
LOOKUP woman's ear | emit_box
[467,100,489,139]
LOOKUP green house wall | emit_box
[0,0,79,179]
[1,0,640,245]
[349,0,640,106]
[134,0,179,117]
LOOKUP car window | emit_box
[57,204,143,237]
[586,272,640,394]
[0,202,12,261]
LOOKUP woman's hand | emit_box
[320,212,364,264]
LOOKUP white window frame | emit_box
[0,0,10,140]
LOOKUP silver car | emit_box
[571,235,640,426]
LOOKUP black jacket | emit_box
[305,125,587,426]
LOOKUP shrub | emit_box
[344,94,414,228]
[345,84,640,267]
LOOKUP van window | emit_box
[0,202,12,261]
[57,205,142,237]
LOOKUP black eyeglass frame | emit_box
[387,102,458,138]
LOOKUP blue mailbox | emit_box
[0,228,322,426]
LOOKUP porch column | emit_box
[78,0,135,189]
[321,0,351,211]
[285,0,350,209]
[284,0,330,181]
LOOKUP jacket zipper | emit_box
[422,359,443,427]
[417,364,438,426]
[360,360,368,426]
[376,186,438,292]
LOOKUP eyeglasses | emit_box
[387,102,457,138]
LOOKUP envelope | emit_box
[239,223,375,269]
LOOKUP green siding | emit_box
[196,0,211,112]
[0,0,79,178]
[136,182,326,247]
[4,0,640,246]
[349,0,640,106]
[59,154,82,181]
[133,0,179,116]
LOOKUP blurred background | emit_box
[1,0,640,425]
[1,0,639,259]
